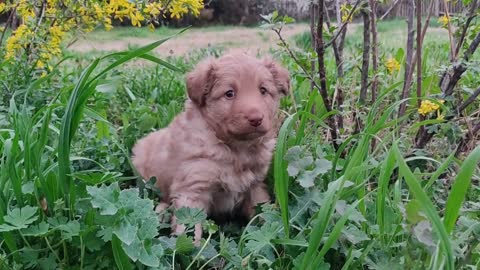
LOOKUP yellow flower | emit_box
[438,15,449,28]
[0,3,6,13]
[385,58,400,74]
[94,4,104,19]
[148,23,155,32]
[340,4,352,23]
[170,0,203,19]
[418,100,442,116]
[104,18,113,31]
[46,7,56,16]
[36,60,45,69]
[131,11,145,27]
[436,111,445,120]
[144,3,162,17]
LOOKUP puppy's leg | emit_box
[155,202,170,223]
[242,182,270,219]
[171,192,210,245]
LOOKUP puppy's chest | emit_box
[217,146,272,192]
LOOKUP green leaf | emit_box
[38,253,58,270]
[413,221,435,248]
[406,199,427,224]
[334,200,366,225]
[176,234,195,254]
[0,206,38,232]
[21,221,50,236]
[245,222,281,254]
[175,207,207,227]
[86,183,119,215]
[287,156,313,177]
[21,182,35,194]
[58,220,81,240]
[114,220,137,245]
[296,159,333,188]
[343,225,370,244]
[97,226,113,242]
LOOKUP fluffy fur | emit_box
[132,53,290,240]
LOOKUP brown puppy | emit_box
[132,53,290,241]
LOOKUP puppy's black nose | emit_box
[248,117,263,127]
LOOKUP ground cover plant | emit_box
[0,0,480,269]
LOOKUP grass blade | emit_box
[424,151,455,190]
[92,27,190,82]
[377,147,397,239]
[443,145,480,234]
[274,113,296,238]
[392,143,454,270]
[112,234,133,270]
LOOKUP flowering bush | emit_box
[0,0,203,71]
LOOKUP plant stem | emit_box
[186,232,213,270]
[45,237,62,265]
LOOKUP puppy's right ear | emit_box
[186,58,216,106]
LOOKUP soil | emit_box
[69,24,310,56]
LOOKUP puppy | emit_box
[132,53,290,241]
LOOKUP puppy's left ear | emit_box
[263,58,290,96]
[186,57,217,106]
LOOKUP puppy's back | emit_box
[132,129,169,180]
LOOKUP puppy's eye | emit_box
[260,87,268,96]
[224,89,235,99]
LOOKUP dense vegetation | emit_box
[1,0,480,269]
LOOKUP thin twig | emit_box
[324,0,364,49]
[416,0,422,109]
[309,2,317,93]
[443,0,456,61]
[398,0,415,118]
[359,6,370,104]
[369,0,378,103]
[457,87,480,113]
[0,4,20,47]
[380,0,400,20]
[273,27,321,94]
[455,121,480,157]
[454,0,478,58]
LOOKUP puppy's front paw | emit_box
[171,217,202,247]
[154,202,170,223]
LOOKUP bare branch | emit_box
[416,0,422,109]
[0,4,20,48]
[380,0,400,20]
[369,0,378,103]
[455,121,480,157]
[323,0,363,49]
[317,0,339,149]
[454,0,478,58]
[458,87,480,113]
[359,7,371,104]
[398,0,415,118]
[440,31,480,96]
[443,0,456,60]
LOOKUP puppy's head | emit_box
[186,53,290,141]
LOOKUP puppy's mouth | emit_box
[227,127,268,141]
